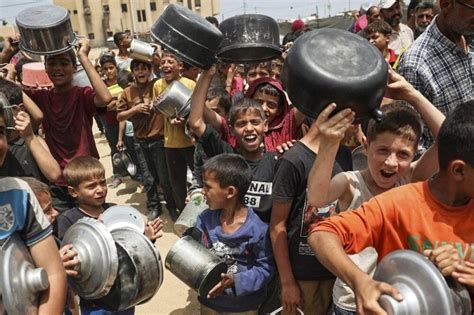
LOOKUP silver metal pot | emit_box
[102,205,145,234]
[61,218,119,299]
[92,228,163,311]
[0,233,49,315]
[72,65,92,87]
[174,191,207,237]
[153,80,192,118]
[374,250,471,315]
[16,5,77,56]
[129,39,156,63]
[166,235,228,297]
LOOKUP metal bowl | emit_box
[153,80,192,118]
[16,5,77,55]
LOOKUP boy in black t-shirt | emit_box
[189,66,277,223]
[271,119,344,314]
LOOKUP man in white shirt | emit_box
[379,0,414,54]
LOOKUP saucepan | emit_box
[150,4,223,70]
[153,80,192,118]
[217,14,282,63]
[165,235,228,297]
[16,5,77,55]
[373,250,471,314]
[281,28,386,123]
[129,39,156,63]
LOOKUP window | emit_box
[73,9,78,14]
[137,10,142,22]
[163,0,169,3]
[103,5,109,11]
[195,0,201,7]
[141,10,146,22]
[107,31,113,37]
[187,0,192,9]
[88,33,95,39]
[121,3,128,12]
[150,2,157,11]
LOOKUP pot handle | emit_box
[371,109,384,122]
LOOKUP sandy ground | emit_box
[93,125,201,314]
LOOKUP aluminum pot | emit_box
[217,14,281,63]
[153,80,192,118]
[129,39,156,63]
[281,29,386,123]
[112,150,137,177]
[16,5,77,56]
[166,235,228,297]
[21,62,53,88]
[92,228,164,311]
[102,205,145,234]
[72,65,92,87]
[374,250,471,314]
[150,4,223,70]
[61,218,119,299]
[0,233,49,315]
[174,191,208,237]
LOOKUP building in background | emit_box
[52,0,220,47]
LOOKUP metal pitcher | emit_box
[153,80,192,118]
[129,39,156,63]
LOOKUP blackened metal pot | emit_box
[92,228,164,311]
[150,4,223,70]
[166,236,228,297]
[217,14,281,63]
[16,5,77,56]
[281,28,386,123]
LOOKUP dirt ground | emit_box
[93,125,200,314]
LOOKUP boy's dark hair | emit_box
[255,83,283,105]
[63,156,105,188]
[205,16,219,27]
[437,100,474,169]
[366,20,393,37]
[366,102,422,148]
[203,153,252,202]
[244,62,272,77]
[130,59,152,71]
[113,32,126,46]
[229,97,266,127]
[161,50,182,64]
[99,54,117,67]
[207,87,231,115]
[45,49,77,69]
[415,1,434,11]
[117,70,133,89]
[0,78,22,105]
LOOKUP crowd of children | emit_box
[0,1,473,314]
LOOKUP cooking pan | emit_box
[374,250,471,314]
[150,4,223,70]
[281,28,386,123]
[217,14,281,63]
[16,5,77,56]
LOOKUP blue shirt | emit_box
[195,207,275,312]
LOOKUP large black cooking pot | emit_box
[217,14,281,63]
[150,4,223,70]
[281,29,387,123]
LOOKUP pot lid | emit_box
[0,233,49,315]
[61,218,118,299]
[102,205,146,234]
[373,250,456,314]
[16,5,69,29]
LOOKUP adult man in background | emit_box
[379,0,414,54]
[414,2,435,38]
[357,5,383,38]
[397,0,474,149]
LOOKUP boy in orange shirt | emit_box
[308,100,474,314]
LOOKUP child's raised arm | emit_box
[188,66,217,138]
[385,69,445,182]
[76,38,112,107]
[307,104,355,209]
